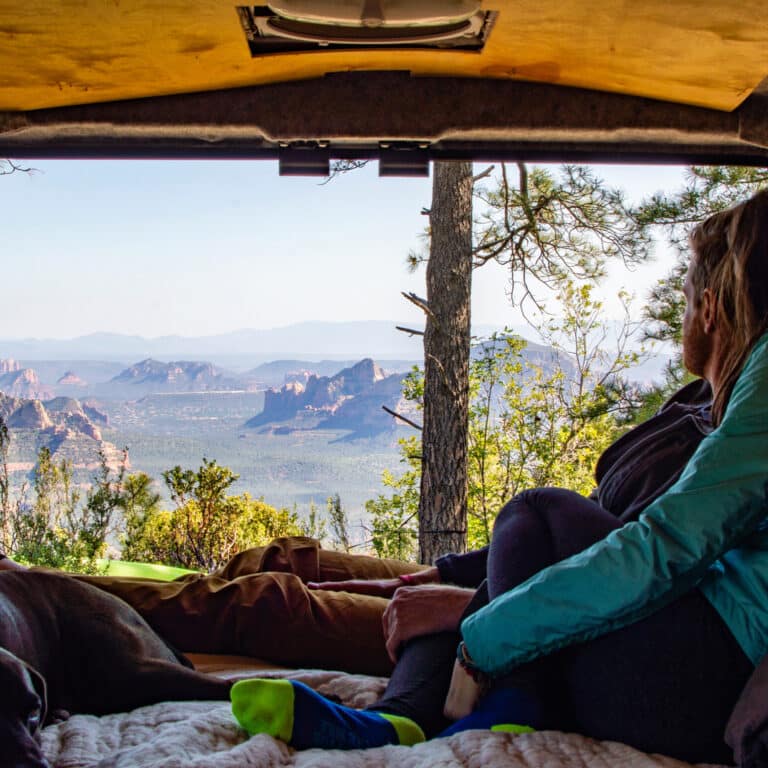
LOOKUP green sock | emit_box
[491,724,536,734]
[231,678,424,750]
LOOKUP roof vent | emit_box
[237,1,496,54]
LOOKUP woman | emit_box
[232,190,768,765]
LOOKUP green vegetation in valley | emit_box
[99,390,405,522]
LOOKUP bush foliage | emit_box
[0,427,126,573]
[0,430,310,573]
[366,282,643,558]
[122,459,304,570]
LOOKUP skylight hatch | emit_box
[237,1,496,54]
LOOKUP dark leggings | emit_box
[373,488,753,764]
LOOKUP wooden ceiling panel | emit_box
[1,1,767,112]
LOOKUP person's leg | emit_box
[487,487,621,599]
[213,536,427,582]
[76,534,428,676]
[369,584,491,736]
[230,591,484,749]
[78,570,393,675]
[372,632,460,737]
[231,490,624,748]
[442,488,624,732]
[231,632,459,749]
[232,676,427,750]
[476,489,751,761]
[556,589,752,764]
[447,492,751,761]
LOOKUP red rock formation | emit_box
[57,371,88,387]
[0,368,53,399]
[6,400,53,429]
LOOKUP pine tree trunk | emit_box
[418,161,473,564]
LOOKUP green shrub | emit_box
[121,458,304,570]
[0,431,126,574]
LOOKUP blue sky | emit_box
[1,159,687,340]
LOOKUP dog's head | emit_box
[0,647,50,768]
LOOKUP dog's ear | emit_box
[20,661,48,728]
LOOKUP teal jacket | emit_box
[461,331,768,676]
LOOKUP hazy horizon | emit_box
[1,160,687,342]
[0,318,507,343]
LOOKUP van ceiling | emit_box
[1,1,767,164]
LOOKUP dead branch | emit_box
[472,165,495,183]
[382,405,423,431]
[0,159,34,176]
[396,325,425,337]
[401,291,436,322]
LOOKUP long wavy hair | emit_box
[689,189,768,425]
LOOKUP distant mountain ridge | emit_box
[0,355,419,401]
[0,321,502,366]
[106,358,253,397]
[1,326,667,406]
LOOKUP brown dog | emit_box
[0,570,233,768]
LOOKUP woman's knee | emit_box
[491,487,618,566]
[493,487,581,530]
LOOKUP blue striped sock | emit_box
[437,687,541,738]
[232,679,424,750]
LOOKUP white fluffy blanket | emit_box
[41,668,725,768]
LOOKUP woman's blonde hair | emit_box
[689,189,768,425]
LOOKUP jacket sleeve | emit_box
[461,333,768,678]
[436,546,489,588]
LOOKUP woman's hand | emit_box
[308,566,441,599]
[382,584,475,662]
